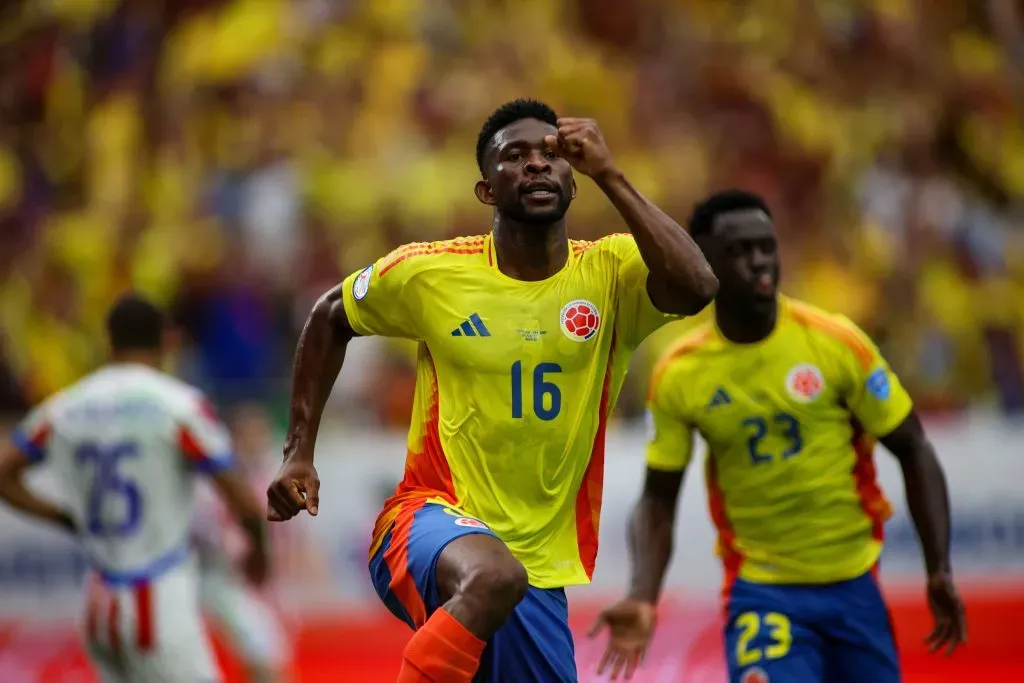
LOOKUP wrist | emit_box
[592,165,626,190]
[282,433,314,462]
[57,510,77,534]
[627,588,659,606]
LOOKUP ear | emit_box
[474,179,496,206]
[570,178,577,200]
[162,325,183,354]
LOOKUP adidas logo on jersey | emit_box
[451,313,491,337]
[706,387,731,410]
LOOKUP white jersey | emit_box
[12,362,232,682]
[13,363,234,579]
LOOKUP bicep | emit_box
[606,236,680,348]
[341,258,421,340]
[878,410,927,461]
[176,399,236,475]
[311,284,356,340]
[210,468,262,519]
[644,392,695,473]
[831,318,913,437]
[642,466,685,506]
[0,440,32,481]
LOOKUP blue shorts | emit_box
[368,501,577,683]
[725,570,900,683]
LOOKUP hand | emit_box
[588,598,657,680]
[925,571,967,655]
[57,510,78,535]
[266,453,320,522]
[242,544,269,587]
[544,117,619,180]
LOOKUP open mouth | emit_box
[521,182,558,200]
[753,272,775,295]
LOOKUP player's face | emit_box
[705,208,779,302]
[476,118,574,225]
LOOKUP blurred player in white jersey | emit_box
[192,404,291,683]
[0,294,269,683]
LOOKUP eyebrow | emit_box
[496,137,538,153]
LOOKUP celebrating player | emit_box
[266,98,719,682]
[193,404,291,683]
[591,190,967,682]
[0,294,269,683]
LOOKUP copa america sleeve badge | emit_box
[353,264,373,301]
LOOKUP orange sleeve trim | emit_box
[789,302,874,371]
[571,233,631,255]
[378,238,486,278]
[647,327,714,401]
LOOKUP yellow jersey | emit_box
[646,297,913,587]
[343,233,679,588]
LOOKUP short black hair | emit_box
[688,189,772,238]
[106,293,165,352]
[476,98,558,174]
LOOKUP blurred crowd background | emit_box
[3,0,1024,430]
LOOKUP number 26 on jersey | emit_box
[75,441,143,537]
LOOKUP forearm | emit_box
[627,496,676,604]
[213,470,268,549]
[240,515,268,554]
[594,170,718,311]
[0,478,73,531]
[901,444,952,575]
[284,288,351,463]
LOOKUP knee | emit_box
[458,558,529,618]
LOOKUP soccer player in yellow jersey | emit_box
[592,190,968,682]
[265,99,719,683]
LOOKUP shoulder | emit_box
[571,233,635,262]
[136,370,212,419]
[375,235,489,280]
[648,323,716,399]
[785,298,876,370]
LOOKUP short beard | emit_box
[502,194,572,225]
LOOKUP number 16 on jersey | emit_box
[510,361,562,421]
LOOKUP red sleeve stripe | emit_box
[379,240,486,278]
[177,426,207,463]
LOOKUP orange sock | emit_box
[396,607,486,683]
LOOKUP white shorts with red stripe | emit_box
[82,558,220,683]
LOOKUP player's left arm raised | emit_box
[546,118,718,315]
[838,320,966,655]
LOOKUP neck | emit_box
[492,214,569,281]
[716,296,778,344]
[111,350,163,369]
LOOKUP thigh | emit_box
[124,568,222,683]
[823,573,901,683]
[83,641,125,683]
[725,580,826,683]
[367,500,499,629]
[474,587,577,683]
